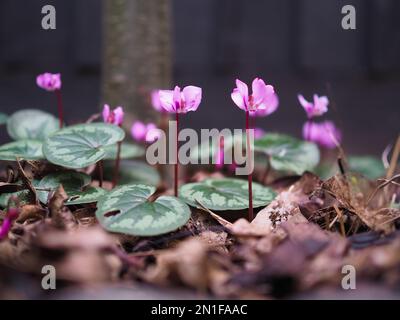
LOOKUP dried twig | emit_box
[333,205,346,237]
[15,157,37,204]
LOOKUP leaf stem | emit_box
[112,141,122,188]
[246,110,254,221]
[98,160,104,188]
[174,112,179,197]
[55,90,64,128]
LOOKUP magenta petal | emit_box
[151,90,163,112]
[102,104,111,123]
[313,94,329,116]
[251,78,268,105]
[231,89,246,110]
[113,106,124,126]
[173,86,182,111]
[182,86,202,112]
[159,90,177,113]
[235,79,249,100]
[297,94,309,108]
[131,121,147,142]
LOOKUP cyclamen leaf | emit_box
[179,178,276,211]
[348,156,386,180]
[7,109,59,140]
[103,142,145,160]
[254,133,320,175]
[37,171,91,204]
[0,140,43,161]
[96,184,191,236]
[43,123,125,169]
[66,187,106,205]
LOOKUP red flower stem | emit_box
[98,160,104,188]
[55,90,64,128]
[306,118,312,141]
[246,110,254,221]
[112,141,122,188]
[174,112,179,197]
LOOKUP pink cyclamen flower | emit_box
[131,121,160,143]
[36,73,62,92]
[303,121,341,149]
[103,104,124,126]
[158,85,202,113]
[298,94,329,119]
[0,207,19,240]
[231,78,277,114]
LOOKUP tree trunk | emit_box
[101,0,172,124]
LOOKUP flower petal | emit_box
[231,89,246,110]
[113,106,124,126]
[297,94,309,108]
[102,104,111,123]
[235,79,249,100]
[159,90,177,113]
[151,90,163,112]
[131,121,147,142]
[182,85,202,112]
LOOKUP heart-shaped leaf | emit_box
[179,178,276,211]
[348,156,386,180]
[0,113,8,125]
[43,123,125,169]
[103,142,145,160]
[37,171,91,203]
[7,109,59,141]
[104,160,161,186]
[254,133,320,174]
[0,140,43,161]
[96,184,191,236]
[66,187,106,205]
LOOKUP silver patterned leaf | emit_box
[43,123,125,169]
[96,184,191,236]
[7,109,59,140]
[179,178,276,211]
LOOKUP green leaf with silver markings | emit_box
[7,109,59,141]
[66,187,106,205]
[37,171,91,204]
[179,178,276,211]
[0,140,43,161]
[43,123,125,168]
[254,133,320,175]
[348,156,386,180]
[96,184,191,236]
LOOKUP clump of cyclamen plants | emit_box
[231,78,278,221]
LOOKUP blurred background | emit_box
[0,0,399,155]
